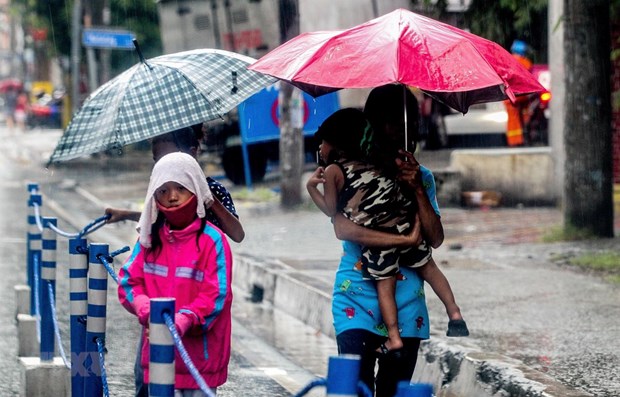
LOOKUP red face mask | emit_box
[156,194,198,229]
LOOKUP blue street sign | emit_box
[82,29,136,49]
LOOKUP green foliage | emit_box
[613,0,620,20]
[464,0,548,62]
[570,252,620,284]
[411,0,449,18]
[551,250,620,284]
[232,187,279,203]
[541,224,595,242]
[569,252,620,272]
[109,0,162,72]
[15,0,162,76]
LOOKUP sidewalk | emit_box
[9,128,620,396]
[230,202,619,397]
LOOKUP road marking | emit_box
[0,237,26,244]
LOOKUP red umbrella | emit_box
[0,78,23,93]
[249,8,544,114]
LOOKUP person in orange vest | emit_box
[504,40,533,146]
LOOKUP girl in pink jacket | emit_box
[118,152,233,394]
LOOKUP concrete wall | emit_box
[449,147,557,206]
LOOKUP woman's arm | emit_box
[208,198,245,243]
[395,151,444,248]
[332,212,422,248]
[105,208,141,223]
[204,179,245,243]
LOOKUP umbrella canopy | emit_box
[49,48,276,163]
[249,8,544,113]
[0,78,23,93]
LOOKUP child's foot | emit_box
[447,319,470,337]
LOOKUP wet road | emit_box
[3,128,620,396]
[0,128,327,397]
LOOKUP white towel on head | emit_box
[137,152,214,247]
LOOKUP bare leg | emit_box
[376,277,403,352]
[6,115,14,132]
[417,258,469,336]
[417,258,462,321]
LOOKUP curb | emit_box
[233,255,593,397]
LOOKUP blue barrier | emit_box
[23,184,128,397]
[40,217,57,361]
[394,381,434,396]
[150,298,176,397]
[293,355,374,397]
[84,243,109,397]
[69,237,88,397]
[27,184,42,316]
[293,355,433,397]
[326,355,361,396]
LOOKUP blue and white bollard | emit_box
[326,355,361,397]
[84,243,109,397]
[27,184,41,316]
[394,381,434,397]
[69,237,88,397]
[40,217,57,362]
[149,298,176,397]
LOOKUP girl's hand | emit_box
[306,167,326,189]
[403,214,423,246]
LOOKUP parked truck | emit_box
[205,85,339,185]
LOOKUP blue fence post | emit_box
[326,355,361,397]
[40,217,57,361]
[394,381,434,397]
[27,184,42,315]
[84,243,109,397]
[69,237,88,397]
[149,298,176,397]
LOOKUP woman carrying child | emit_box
[307,85,468,396]
[118,152,233,396]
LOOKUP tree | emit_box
[12,0,161,77]
[563,0,614,237]
[464,0,548,62]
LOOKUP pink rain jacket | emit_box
[118,218,233,389]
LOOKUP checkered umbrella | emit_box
[49,48,276,163]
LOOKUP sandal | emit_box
[447,319,470,337]
[376,343,403,359]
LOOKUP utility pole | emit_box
[83,1,98,92]
[100,0,111,84]
[71,0,82,114]
[549,0,565,204]
[278,0,304,207]
[563,0,613,236]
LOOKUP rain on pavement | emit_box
[1,127,619,396]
